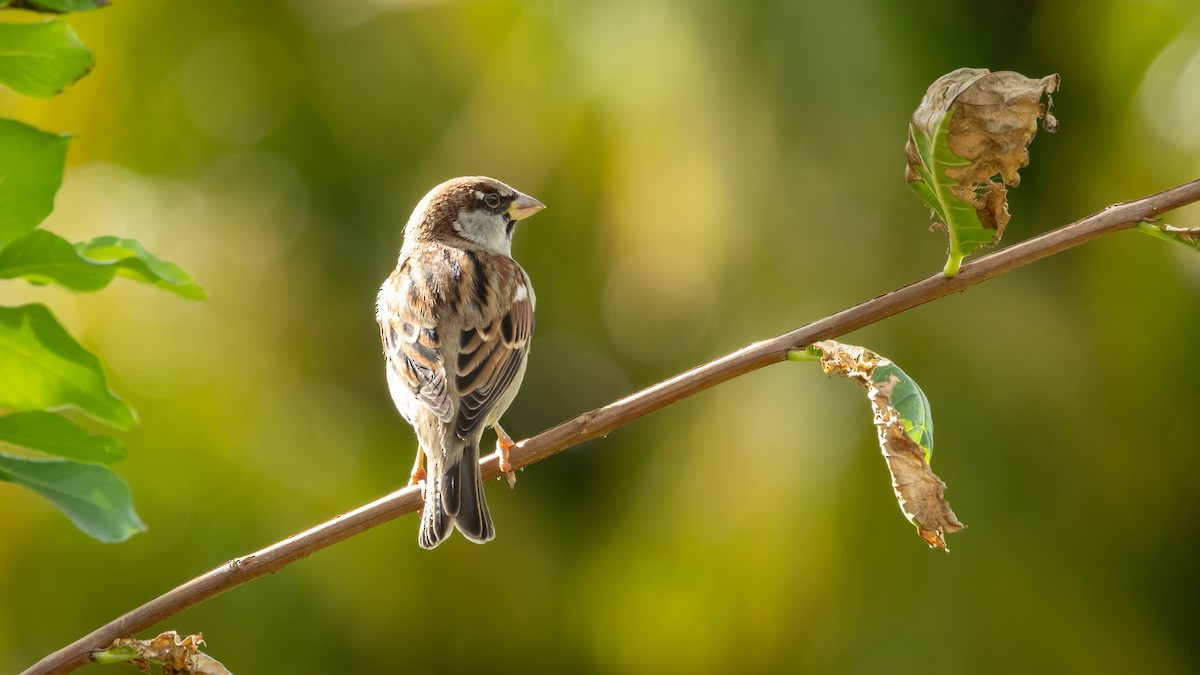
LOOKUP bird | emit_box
[376,176,544,549]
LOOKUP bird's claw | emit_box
[407,445,427,488]
[495,424,518,489]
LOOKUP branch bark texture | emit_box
[24,178,1200,675]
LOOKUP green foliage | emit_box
[0,410,126,463]
[0,119,69,245]
[0,304,136,428]
[0,451,144,542]
[0,19,92,97]
[0,230,207,298]
[0,229,114,289]
[0,3,203,542]
[77,236,208,299]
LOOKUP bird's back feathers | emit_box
[380,244,532,548]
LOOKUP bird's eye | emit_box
[483,193,502,209]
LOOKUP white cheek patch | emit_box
[456,208,511,256]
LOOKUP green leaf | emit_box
[0,450,144,542]
[0,119,70,245]
[870,361,934,461]
[0,229,114,290]
[0,304,136,429]
[0,410,126,464]
[906,111,990,277]
[0,230,207,298]
[77,236,208,300]
[0,19,94,98]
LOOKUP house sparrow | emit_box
[377,176,544,549]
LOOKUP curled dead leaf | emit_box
[944,70,1059,225]
[906,67,1059,275]
[92,631,232,675]
[812,340,965,550]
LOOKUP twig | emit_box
[23,178,1200,675]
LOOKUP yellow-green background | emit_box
[3,0,1199,672]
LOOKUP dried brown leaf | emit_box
[945,70,1059,228]
[905,67,1059,275]
[95,631,232,675]
[813,340,965,550]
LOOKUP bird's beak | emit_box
[507,192,546,221]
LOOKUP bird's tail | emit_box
[419,437,495,549]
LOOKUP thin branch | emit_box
[24,178,1200,675]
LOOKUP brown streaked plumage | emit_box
[377,176,544,549]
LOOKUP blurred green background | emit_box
[3,0,1199,672]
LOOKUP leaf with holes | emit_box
[92,632,232,674]
[905,68,1059,276]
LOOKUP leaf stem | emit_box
[785,347,822,362]
[942,252,964,277]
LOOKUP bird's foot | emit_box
[495,424,518,489]
[407,445,427,488]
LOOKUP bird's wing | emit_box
[453,251,534,440]
[378,256,454,424]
